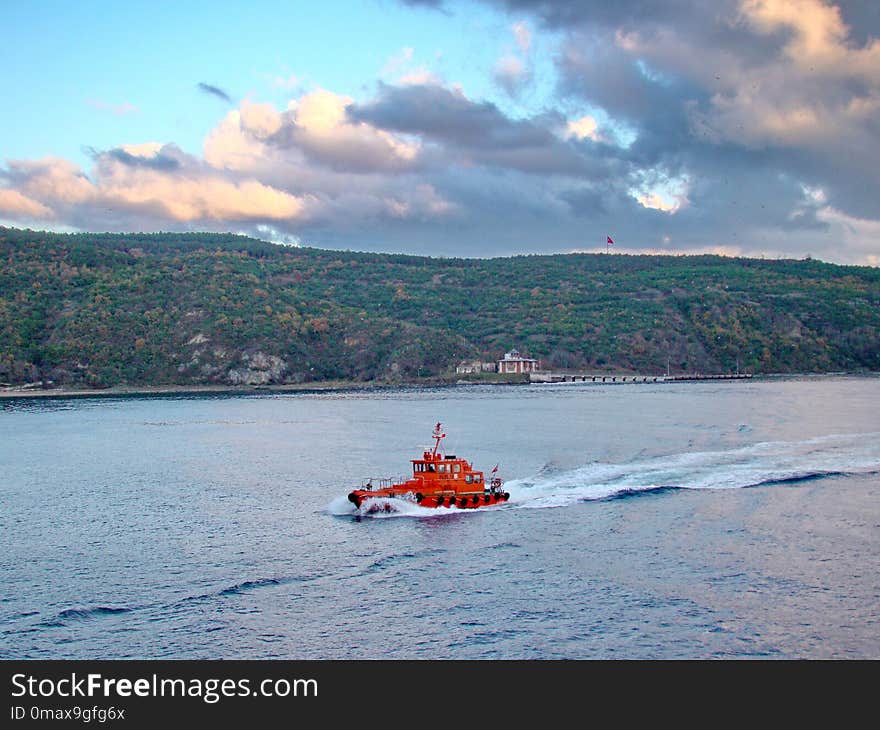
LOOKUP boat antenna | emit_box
[431,422,446,458]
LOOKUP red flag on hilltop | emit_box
[607,236,614,245]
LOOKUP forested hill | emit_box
[1,226,878,388]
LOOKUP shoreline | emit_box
[0,380,454,400]
[1,371,878,401]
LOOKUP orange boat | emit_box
[347,423,510,511]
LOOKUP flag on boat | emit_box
[491,464,499,473]
[607,236,614,245]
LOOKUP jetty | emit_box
[530,372,753,384]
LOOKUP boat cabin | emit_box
[412,452,484,486]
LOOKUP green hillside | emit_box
[1,227,878,388]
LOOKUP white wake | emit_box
[505,432,880,509]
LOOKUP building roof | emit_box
[501,349,537,362]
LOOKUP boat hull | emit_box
[348,487,509,510]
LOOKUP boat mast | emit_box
[431,422,446,459]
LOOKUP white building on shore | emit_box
[497,349,539,374]
[455,360,496,374]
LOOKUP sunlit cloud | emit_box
[0,188,54,219]
[398,68,444,86]
[565,115,601,142]
[631,173,690,214]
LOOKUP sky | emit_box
[1,0,878,264]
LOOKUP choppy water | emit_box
[2,376,879,658]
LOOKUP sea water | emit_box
[1,376,878,658]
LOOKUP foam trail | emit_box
[506,432,880,510]
[329,432,880,517]
[325,493,488,519]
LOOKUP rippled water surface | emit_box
[2,376,879,658]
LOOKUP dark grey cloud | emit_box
[350,83,528,146]
[432,0,880,262]
[88,146,183,172]
[837,0,880,43]
[197,82,233,103]
[349,83,599,176]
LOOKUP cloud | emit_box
[1,1,878,265]
[99,172,306,223]
[565,115,601,142]
[512,20,531,52]
[740,0,875,68]
[382,47,415,77]
[399,0,448,9]
[442,0,879,262]
[0,188,54,219]
[492,20,534,96]
[349,82,598,176]
[1,147,307,227]
[99,145,183,172]
[631,171,690,213]
[205,92,422,175]
[272,74,300,91]
[86,99,139,116]
[197,82,233,103]
[398,68,444,86]
[814,201,880,262]
[4,157,96,205]
[380,46,444,88]
[494,55,530,96]
[0,87,460,238]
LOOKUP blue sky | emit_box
[2,1,543,163]
[1,0,878,264]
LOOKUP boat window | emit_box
[474,474,482,483]
[465,474,473,484]
[438,464,447,473]
[453,464,461,473]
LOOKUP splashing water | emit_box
[506,432,880,510]
[325,493,488,519]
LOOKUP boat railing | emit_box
[360,476,407,490]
